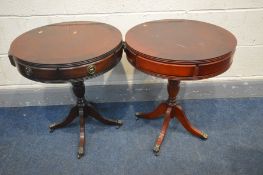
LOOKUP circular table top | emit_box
[125,19,237,64]
[9,21,122,66]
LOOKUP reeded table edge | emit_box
[125,43,235,65]
[8,21,123,68]
[125,19,237,65]
[9,42,123,69]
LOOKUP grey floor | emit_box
[0,98,262,175]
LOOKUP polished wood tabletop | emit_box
[8,21,123,82]
[125,19,237,80]
[9,21,122,65]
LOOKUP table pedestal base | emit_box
[49,81,122,159]
[136,80,208,155]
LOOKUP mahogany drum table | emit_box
[125,19,237,155]
[8,21,123,158]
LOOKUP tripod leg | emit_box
[86,105,122,126]
[174,105,208,139]
[153,107,172,156]
[49,106,78,132]
[77,107,85,159]
[135,103,167,119]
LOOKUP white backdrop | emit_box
[0,0,262,87]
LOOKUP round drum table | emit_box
[125,19,237,155]
[8,21,123,158]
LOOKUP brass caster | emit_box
[77,147,84,159]
[135,112,145,121]
[153,144,160,156]
[201,131,208,140]
[77,153,84,159]
[115,120,123,129]
[49,123,56,133]
[135,112,143,117]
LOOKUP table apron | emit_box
[13,50,122,83]
[126,50,233,80]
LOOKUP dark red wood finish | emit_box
[125,19,236,80]
[125,19,237,155]
[8,21,123,159]
[9,21,123,83]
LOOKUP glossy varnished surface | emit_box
[125,19,237,64]
[125,19,237,79]
[9,21,122,65]
[8,21,123,82]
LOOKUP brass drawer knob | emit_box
[25,66,32,76]
[87,64,96,75]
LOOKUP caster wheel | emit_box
[201,132,208,140]
[78,147,84,159]
[49,123,56,133]
[77,153,84,159]
[153,145,160,156]
[115,120,123,129]
[135,112,143,117]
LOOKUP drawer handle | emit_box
[25,66,32,76]
[87,64,96,75]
